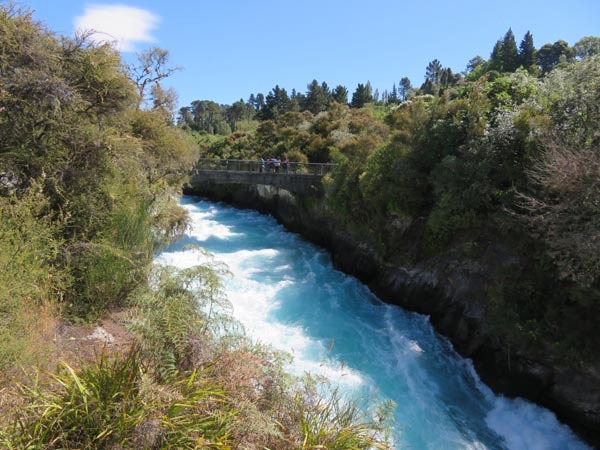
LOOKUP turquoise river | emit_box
[156,196,590,450]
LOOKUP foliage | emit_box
[517,139,600,288]
[0,186,63,370]
[2,5,599,445]
[0,4,198,320]
[129,46,180,108]
[1,260,394,449]
[350,82,373,108]
[128,262,231,379]
[574,36,600,59]
[295,377,393,450]
[519,31,537,71]
[4,351,233,449]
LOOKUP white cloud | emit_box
[74,4,160,52]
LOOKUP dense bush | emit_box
[0,4,199,329]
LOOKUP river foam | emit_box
[157,197,590,450]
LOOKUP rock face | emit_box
[184,181,600,447]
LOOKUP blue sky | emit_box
[23,0,600,109]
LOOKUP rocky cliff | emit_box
[184,181,600,447]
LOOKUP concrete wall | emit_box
[188,170,324,195]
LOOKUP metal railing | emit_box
[195,158,337,176]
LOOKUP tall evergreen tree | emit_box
[321,81,331,100]
[249,93,264,112]
[332,85,349,104]
[502,28,519,72]
[425,59,442,84]
[351,83,372,108]
[389,83,399,104]
[519,31,536,70]
[421,79,435,95]
[365,81,373,101]
[304,79,328,114]
[248,93,257,110]
[260,85,291,119]
[488,40,504,72]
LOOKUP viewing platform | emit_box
[188,159,337,195]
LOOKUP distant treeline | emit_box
[178,30,600,135]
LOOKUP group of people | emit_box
[259,155,289,174]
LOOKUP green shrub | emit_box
[295,377,394,450]
[0,186,64,370]
[128,262,231,379]
[4,350,233,449]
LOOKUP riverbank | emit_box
[184,181,600,448]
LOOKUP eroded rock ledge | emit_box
[184,181,600,447]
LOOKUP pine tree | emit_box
[351,83,371,108]
[502,28,519,72]
[425,59,442,84]
[304,79,328,114]
[488,40,504,72]
[332,85,348,104]
[389,83,398,104]
[519,31,536,70]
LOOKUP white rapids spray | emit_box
[156,197,591,450]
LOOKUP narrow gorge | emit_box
[184,181,600,448]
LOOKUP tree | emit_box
[537,40,574,73]
[517,139,600,287]
[439,68,460,88]
[248,93,256,110]
[0,4,198,319]
[350,83,372,108]
[537,44,556,73]
[177,106,194,127]
[129,47,180,108]
[488,29,519,73]
[422,60,444,95]
[190,100,230,134]
[488,40,504,72]
[381,90,389,104]
[421,79,435,95]
[502,28,519,72]
[574,36,600,59]
[321,81,331,101]
[225,99,254,130]
[399,77,412,100]
[425,59,443,84]
[365,81,373,101]
[389,83,399,104]
[255,93,265,111]
[303,79,329,114]
[260,85,293,119]
[519,31,536,70]
[332,85,349,104]
[150,83,178,120]
[466,56,486,73]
